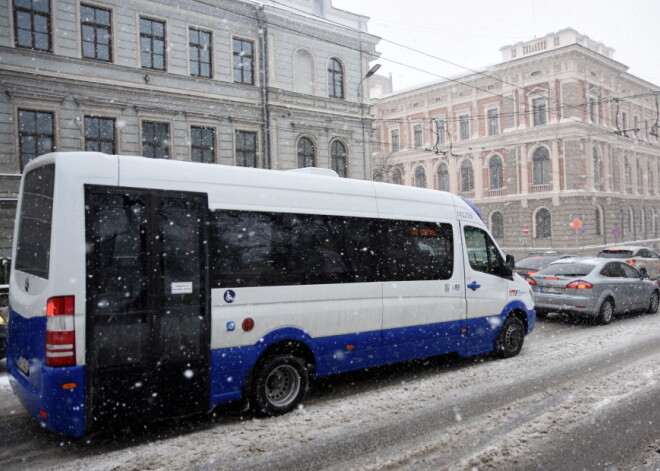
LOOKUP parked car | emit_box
[597,246,660,280]
[514,252,573,277]
[527,257,660,324]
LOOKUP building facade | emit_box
[0,0,379,258]
[371,29,660,258]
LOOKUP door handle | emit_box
[467,281,481,291]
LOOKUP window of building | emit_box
[14,0,51,51]
[589,98,597,123]
[491,211,504,239]
[489,154,503,189]
[330,140,347,177]
[327,58,344,99]
[390,129,399,152]
[414,125,423,148]
[190,126,215,163]
[236,130,257,167]
[140,17,166,70]
[532,147,550,185]
[189,28,212,78]
[535,208,552,238]
[437,163,449,192]
[459,114,470,140]
[84,116,115,154]
[595,207,602,236]
[81,4,112,61]
[533,98,547,126]
[621,112,628,135]
[593,148,601,186]
[487,109,499,136]
[634,116,639,138]
[461,159,474,192]
[18,109,54,170]
[414,166,426,188]
[142,121,169,158]
[391,167,402,185]
[233,38,254,85]
[297,137,315,167]
[436,119,446,144]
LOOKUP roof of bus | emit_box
[25,152,481,223]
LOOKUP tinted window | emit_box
[598,250,633,258]
[386,221,453,281]
[15,164,55,278]
[537,263,596,277]
[210,211,454,287]
[620,263,641,278]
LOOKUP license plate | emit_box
[16,356,30,376]
[542,287,564,294]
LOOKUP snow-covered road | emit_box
[2,312,660,470]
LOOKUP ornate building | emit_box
[0,0,379,258]
[371,29,660,257]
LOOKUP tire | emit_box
[251,354,309,417]
[496,316,525,358]
[648,291,660,314]
[597,299,614,325]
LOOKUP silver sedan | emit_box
[528,257,660,324]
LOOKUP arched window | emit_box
[391,167,402,185]
[327,57,344,99]
[297,137,315,167]
[637,158,643,192]
[294,50,314,95]
[489,154,503,189]
[491,211,504,239]
[461,159,474,192]
[437,162,449,192]
[595,207,602,236]
[624,157,631,191]
[414,166,426,188]
[535,208,552,238]
[532,147,550,185]
[330,140,347,177]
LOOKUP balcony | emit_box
[530,183,552,193]
[486,188,506,198]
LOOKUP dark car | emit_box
[515,253,572,277]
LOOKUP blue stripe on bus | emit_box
[7,309,87,437]
[209,302,535,409]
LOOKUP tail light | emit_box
[566,280,593,289]
[45,296,76,367]
[525,276,537,286]
[626,259,635,266]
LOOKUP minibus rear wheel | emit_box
[251,354,309,417]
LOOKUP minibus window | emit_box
[15,164,55,278]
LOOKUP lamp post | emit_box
[359,64,381,180]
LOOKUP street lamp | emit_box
[359,64,381,180]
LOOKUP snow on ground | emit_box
[18,313,656,471]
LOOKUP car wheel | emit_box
[496,316,525,358]
[251,354,309,417]
[648,291,660,314]
[597,299,614,325]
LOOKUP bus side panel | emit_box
[7,309,86,436]
[461,300,535,356]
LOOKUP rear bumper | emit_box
[534,294,598,316]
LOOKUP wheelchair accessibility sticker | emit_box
[224,289,236,303]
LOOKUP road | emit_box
[1,312,660,470]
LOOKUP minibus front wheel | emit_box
[251,354,310,417]
[496,315,524,358]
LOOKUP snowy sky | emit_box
[332,0,660,91]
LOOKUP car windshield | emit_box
[516,256,561,270]
[536,263,596,277]
[598,250,634,258]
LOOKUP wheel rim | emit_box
[602,302,613,322]
[503,322,523,352]
[265,364,301,407]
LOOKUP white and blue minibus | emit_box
[7,152,535,436]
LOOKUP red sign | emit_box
[522,226,529,235]
[570,219,584,230]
